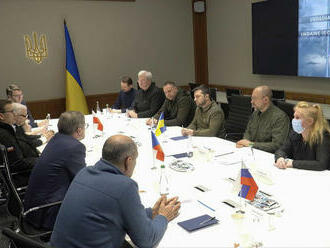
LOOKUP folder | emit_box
[170,136,188,141]
[172,153,188,158]
[177,214,218,232]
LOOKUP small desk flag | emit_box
[239,164,258,201]
[151,131,164,161]
[92,111,103,131]
[155,112,166,137]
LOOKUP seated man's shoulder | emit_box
[271,105,289,120]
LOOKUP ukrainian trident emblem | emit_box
[24,32,48,64]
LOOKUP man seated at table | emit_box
[13,103,54,151]
[275,102,330,171]
[51,135,180,248]
[0,99,37,186]
[146,81,196,127]
[236,85,289,153]
[24,111,86,231]
[127,70,165,118]
[182,85,225,137]
[111,76,136,113]
[6,84,48,129]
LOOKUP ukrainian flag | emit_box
[64,21,89,114]
[155,112,166,137]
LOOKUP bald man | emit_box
[51,135,180,248]
[236,86,289,153]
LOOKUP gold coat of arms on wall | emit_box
[24,32,48,64]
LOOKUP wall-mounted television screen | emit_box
[252,0,330,78]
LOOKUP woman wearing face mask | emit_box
[274,101,330,171]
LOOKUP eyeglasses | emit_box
[18,114,28,118]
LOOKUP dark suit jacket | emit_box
[15,125,41,158]
[133,83,165,118]
[0,122,37,173]
[24,133,86,230]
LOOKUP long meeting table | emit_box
[46,114,330,248]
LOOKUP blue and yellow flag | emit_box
[64,21,89,114]
[155,112,166,137]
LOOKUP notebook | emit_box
[177,214,218,232]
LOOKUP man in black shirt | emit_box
[127,71,165,118]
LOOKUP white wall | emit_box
[207,0,330,95]
[0,0,194,100]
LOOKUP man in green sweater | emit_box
[182,85,225,137]
[146,81,196,127]
[236,85,289,153]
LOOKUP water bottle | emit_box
[45,113,51,128]
[96,101,102,115]
[186,135,193,158]
[159,165,169,195]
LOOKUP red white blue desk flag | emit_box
[151,131,164,161]
[239,165,258,201]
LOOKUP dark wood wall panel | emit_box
[209,84,330,104]
[192,0,209,84]
[26,93,119,120]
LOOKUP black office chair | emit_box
[2,228,55,248]
[272,90,285,101]
[188,82,200,99]
[276,101,294,120]
[225,88,242,104]
[209,88,217,102]
[224,95,252,142]
[0,144,61,240]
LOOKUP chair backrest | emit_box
[189,83,200,99]
[0,144,24,219]
[2,228,53,248]
[224,95,252,134]
[225,88,242,97]
[276,101,294,120]
[272,90,285,101]
[225,88,242,104]
[209,88,217,102]
[188,82,200,91]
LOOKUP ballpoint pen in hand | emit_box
[199,216,216,225]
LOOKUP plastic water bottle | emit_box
[96,101,102,115]
[186,135,193,158]
[159,165,169,195]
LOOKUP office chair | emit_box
[225,88,242,104]
[209,88,217,102]
[276,101,294,120]
[2,228,55,248]
[224,95,252,142]
[0,144,61,240]
[272,90,285,101]
[188,82,200,99]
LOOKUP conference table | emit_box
[47,113,330,248]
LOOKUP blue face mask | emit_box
[292,119,304,134]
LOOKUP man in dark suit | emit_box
[6,84,48,128]
[24,111,87,231]
[127,70,165,118]
[0,100,36,186]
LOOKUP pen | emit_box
[215,151,234,157]
[197,200,215,212]
[199,216,216,225]
[259,190,272,197]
